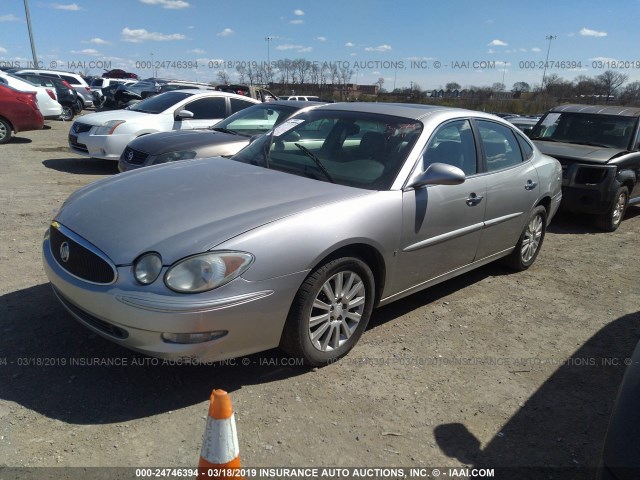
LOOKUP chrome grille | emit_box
[71,122,92,134]
[121,146,149,165]
[49,223,117,284]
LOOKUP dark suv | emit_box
[530,104,640,231]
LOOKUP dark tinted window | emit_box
[477,120,523,172]
[61,74,81,85]
[183,97,226,119]
[128,91,194,114]
[230,98,256,114]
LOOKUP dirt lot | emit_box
[0,119,639,479]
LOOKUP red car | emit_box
[0,83,44,144]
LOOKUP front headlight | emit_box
[164,251,254,293]
[153,150,197,165]
[133,252,163,285]
[94,120,126,135]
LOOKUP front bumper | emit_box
[68,130,133,160]
[43,235,306,362]
[559,163,617,215]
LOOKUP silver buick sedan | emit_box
[43,103,562,367]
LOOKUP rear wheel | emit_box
[60,104,75,121]
[0,118,12,144]
[596,186,629,232]
[280,257,375,367]
[504,206,547,271]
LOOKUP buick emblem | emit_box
[60,242,70,262]
[127,150,134,162]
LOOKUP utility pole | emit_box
[23,0,39,68]
[541,35,557,89]
[265,36,273,85]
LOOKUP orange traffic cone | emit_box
[198,389,243,479]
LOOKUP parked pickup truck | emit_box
[530,104,640,231]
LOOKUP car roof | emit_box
[313,102,497,121]
[167,89,261,101]
[549,104,640,117]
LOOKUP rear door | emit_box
[473,119,540,260]
[176,96,228,129]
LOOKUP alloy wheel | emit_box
[308,270,366,352]
[521,213,543,264]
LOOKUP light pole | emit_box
[265,36,273,84]
[541,35,557,90]
[23,0,39,68]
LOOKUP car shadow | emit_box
[0,283,308,425]
[367,262,511,330]
[42,157,119,175]
[433,311,640,478]
[7,136,33,144]
[549,207,640,235]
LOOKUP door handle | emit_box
[466,193,484,206]
[525,180,538,190]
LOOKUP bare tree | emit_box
[445,82,461,91]
[596,70,628,102]
[216,70,230,84]
[491,82,505,92]
[235,65,247,84]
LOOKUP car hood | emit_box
[127,129,247,155]
[55,159,371,265]
[75,109,155,126]
[533,141,626,164]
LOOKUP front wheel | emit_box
[280,257,375,367]
[0,118,12,144]
[504,206,547,271]
[596,186,629,232]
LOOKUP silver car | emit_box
[43,103,562,367]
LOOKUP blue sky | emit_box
[1,0,639,90]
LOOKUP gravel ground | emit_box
[0,119,639,479]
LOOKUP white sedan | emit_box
[68,90,260,160]
[0,71,63,119]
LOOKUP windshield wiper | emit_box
[210,127,240,135]
[294,143,335,183]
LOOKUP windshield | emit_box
[128,91,194,114]
[232,110,423,190]
[530,112,636,150]
[214,103,298,136]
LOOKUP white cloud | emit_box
[190,48,205,54]
[580,27,607,37]
[289,19,304,24]
[0,47,7,54]
[276,44,312,53]
[53,3,81,10]
[531,47,542,52]
[365,44,392,52]
[139,0,189,9]
[216,28,234,37]
[488,39,508,46]
[88,38,110,45]
[121,27,186,43]
[316,36,326,42]
[518,48,527,52]
[345,42,355,47]
[71,48,99,55]
[589,56,617,63]
[487,49,495,54]
[293,9,304,15]
[0,14,20,21]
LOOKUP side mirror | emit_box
[176,109,194,120]
[407,162,466,189]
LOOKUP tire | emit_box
[504,206,547,271]
[0,118,12,144]
[280,257,375,367]
[60,104,75,121]
[596,186,629,232]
